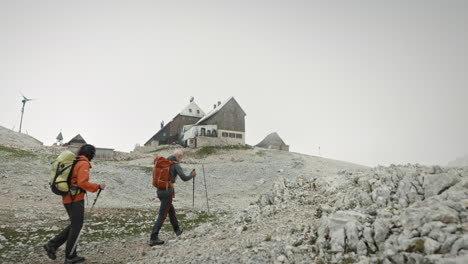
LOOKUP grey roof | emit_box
[195,97,246,125]
[144,120,173,145]
[56,132,63,140]
[256,132,287,147]
[68,134,87,144]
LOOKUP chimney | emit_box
[161,120,164,128]
[217,101,221,106]
[213,104,216,109]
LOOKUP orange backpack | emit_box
[152,156,177,189]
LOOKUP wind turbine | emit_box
[19,93,35,133]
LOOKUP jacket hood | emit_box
[167,155,177,162]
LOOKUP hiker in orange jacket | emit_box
[44,144,106,264]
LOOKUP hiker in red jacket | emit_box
[150,149,196,246]
[44,144,106,264]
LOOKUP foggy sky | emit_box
[1,0,467,166]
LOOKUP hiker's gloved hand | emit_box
[99,184,106,190]
[191,171,197,177]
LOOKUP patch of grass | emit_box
[0,145,35,158]
[0,208,225,263]
[406,239,425,253]
[195,146,218,158]
[309,236,317,245]
[341,257,356,264]
[293,240,303,247]
[162,210,220,233]
[123,165,153,173]
[256,150,267,157]
[149,146,174,153]
[292,160,304,169]
[265,235,272,241]
[194,145,253,159]
[242,226,248,231]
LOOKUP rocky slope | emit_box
[130,165,468,264]
[0,126,467,263]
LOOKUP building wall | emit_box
[148,140,159,147]
[199,99,245,132]
[263,145,290,152]
[218,129,245,144]
[280,146,289,151]
[196,135,244,148]
[170,115,201,136]
[183,125,218,148]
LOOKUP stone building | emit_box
[182,97,246,148]
[256,132,289,151]
[64,134,114,159]
[145,96,246,148]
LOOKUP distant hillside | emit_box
[448,153,468,167]
[0,125,43,149]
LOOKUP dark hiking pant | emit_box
[151,189,179,239]
[48,200,84,258]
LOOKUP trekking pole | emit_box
[192,169,195,209]
[90,188,102,213]
[202,164,210,213]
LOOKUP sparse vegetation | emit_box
[162,210,221,233]
[0,208,223,263]
[406,239,425,253]
[194,145,253,159]
[293,240,303,247]
[341,257,356,264]
[123,165,153,173]
[0,145,35,158]
[309,236,317,245]
[292,160,304,169]
[149,146,175,153]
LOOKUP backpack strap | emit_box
[69,158,87,202]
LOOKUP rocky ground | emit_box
[0,126,467,263]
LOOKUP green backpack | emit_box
[49,151,82,196]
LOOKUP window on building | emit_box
[201,128,206,136]
[222,132,228,137]
[207,130,211,136]
[229,133,235,138]
[189,139,194,144]
[212,130,218,137]
[189,108,192,113]
[236,134,242,139]
[197,110,200,114]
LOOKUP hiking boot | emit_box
[149,237,164,246]
[64,255,85,264]
[175,228,183,237]
[43,244,56,260]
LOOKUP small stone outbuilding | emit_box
[256,132,289,151]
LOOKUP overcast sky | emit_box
[1,0,467,167]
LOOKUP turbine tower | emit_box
[19,93,34,133]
